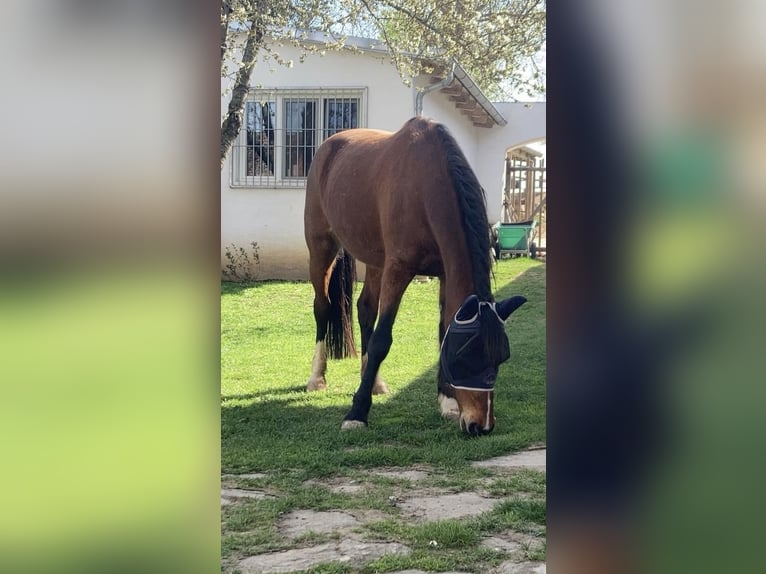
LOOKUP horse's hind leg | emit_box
[306,236,338,391]
[357,266,388,395]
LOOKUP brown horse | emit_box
[304,117,526,435]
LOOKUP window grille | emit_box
[231,88,367,188]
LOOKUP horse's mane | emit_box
[432,122,493,302]
[432,121,508,366]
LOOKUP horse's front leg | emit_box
[342,263,413,429]
[357,266,388,395]
[436,276,460,420]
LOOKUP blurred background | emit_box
[0,2,219,573]
[547,1,766,573]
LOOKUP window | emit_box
[324,97,359,138]
[231,88,367,188]
[245,100,276,179]
[283,97,316,178]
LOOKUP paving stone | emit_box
[221,497,232,506]
[238,539,410,573]
[222,472,268,480]
[398,492,498,521]
[387,571,472,574]
[496,561,546,574]
[472,449,546,472]
[237,473,268,480]
[278,510,361,538]
[221,488,274,500]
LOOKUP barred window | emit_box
[231,88,366,188]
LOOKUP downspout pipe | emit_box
[415,61,456,116]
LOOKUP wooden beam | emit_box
[440,84,464,95]
[528,193,547,219]
[449,94,471,103]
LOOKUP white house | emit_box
[221,31,545,279]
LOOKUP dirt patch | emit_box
[398,491,499,522]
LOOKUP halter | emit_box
[439,295,508,392]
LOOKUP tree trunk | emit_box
[220,19,263,170]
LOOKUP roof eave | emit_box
[451,63,507,127]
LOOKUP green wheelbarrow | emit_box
[492,219,538,259]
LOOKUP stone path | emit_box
[472,448,546,472]
[223,448,546,574]
[238,539,410,574]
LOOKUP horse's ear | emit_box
[496,296,526,321]
[456,294,479,321]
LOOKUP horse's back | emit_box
[305,118,452,272]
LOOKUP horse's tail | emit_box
[326,249,357,359]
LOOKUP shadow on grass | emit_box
[222,385,307,403]
[222,280,300,295]
[221,265,545,476]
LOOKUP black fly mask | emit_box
[440,294,527,391]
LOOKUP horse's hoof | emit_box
[372,378,389,395]
[341,420,367,431]
[306,377,327,392]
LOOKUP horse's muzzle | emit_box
[461,420,494,437]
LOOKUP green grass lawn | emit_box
[221,257,545,475]
[221,258,545,572]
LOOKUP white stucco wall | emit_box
[221,40,545,279]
